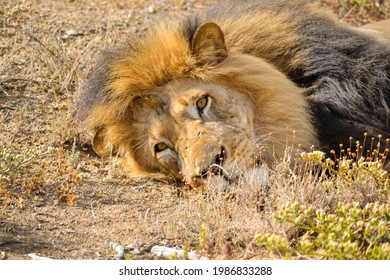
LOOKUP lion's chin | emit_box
[186,164,268,192]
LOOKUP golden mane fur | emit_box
[77,0,390,185]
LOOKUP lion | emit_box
[76,0,390,187]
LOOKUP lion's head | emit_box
[77,22,317,187]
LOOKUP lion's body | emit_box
[77,0,390,185]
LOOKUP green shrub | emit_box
[254,202,390,259]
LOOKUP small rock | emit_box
[27,253,53,260]
[33,201,46,207]
[126,239,144,255]
[108,241,125,260]
[150,245,202,260]
[66,28,84,37]
[147,6,155,13]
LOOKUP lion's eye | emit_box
[154,142,169,153]
[196,95,209,114]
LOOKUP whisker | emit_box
[133,139,148,153]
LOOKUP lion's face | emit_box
[127,79,258,186]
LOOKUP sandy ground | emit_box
[1,0,389,260]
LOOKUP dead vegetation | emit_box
[331,0,390,25]
[0,0,389,260]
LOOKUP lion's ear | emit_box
[92,127,109,157]
[191,22,227,66]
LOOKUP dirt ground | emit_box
[1,0,389,260]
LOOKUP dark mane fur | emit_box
[295,16,390,152]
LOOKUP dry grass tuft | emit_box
[330,0,390,25]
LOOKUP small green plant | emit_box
[64,137,81,168]
[0,143,56,208]
[300,144,389,195]
[0,4,29,18]
[0,142,82,208]
[0,142,56,181]
[197,224,215,258]
[254,202,390,259]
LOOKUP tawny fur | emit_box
[76,0,390,184]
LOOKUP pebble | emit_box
[66,28,84,37]
[147,5,155,13]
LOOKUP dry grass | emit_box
[331,0,390,25]
[0,0,389,260]
[134,145,389,259]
